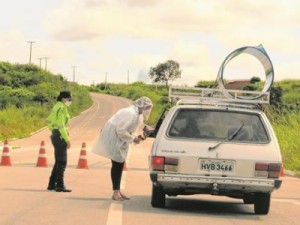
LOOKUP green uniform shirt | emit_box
[47,101,70,142]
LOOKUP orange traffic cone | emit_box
[36,141,48,167]
[1,140,12,166]
[77,142,88,169]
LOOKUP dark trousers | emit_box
[111,160,125,190]
[48,130,68,188]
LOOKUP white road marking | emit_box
[106,147,132,225]
[106,202,123,225]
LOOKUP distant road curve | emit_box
[7,93,132,165]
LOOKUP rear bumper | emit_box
[150,173,282,193]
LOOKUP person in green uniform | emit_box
[46,91,72,192]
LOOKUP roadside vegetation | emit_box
[0,61,299,175]
[0,62,92,140]
[270,80,300,174]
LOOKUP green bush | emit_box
[0,62,92,140]
[272,112,300,174]
[0,106,49,139]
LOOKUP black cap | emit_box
[60,91,71,98]
[57,91,72,101]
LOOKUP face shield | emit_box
[142,105,153,120]
[134,97,153,121]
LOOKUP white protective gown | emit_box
[91,105,143,162]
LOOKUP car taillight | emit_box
[165,157,179,172]
[151,156,179,172]
[151,156,165,171]
[255,163,282,178]
[268,163,282,178]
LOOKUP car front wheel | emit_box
[151,184,165,208]
[254,193,271,215]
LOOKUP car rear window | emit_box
[167,108,269,143]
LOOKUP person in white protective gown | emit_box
[91,96,153,201]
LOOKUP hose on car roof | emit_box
[216,44,274,100]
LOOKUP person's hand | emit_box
[67,141,71,149]
[143,126,149,132]
[143,126,151,139]
[133,137,141,144]
[138,135,145,141]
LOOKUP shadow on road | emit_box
[123,195,257,217]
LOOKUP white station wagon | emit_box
[147,87,282,215]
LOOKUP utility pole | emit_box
[127,70,129,84]
[72,66,76,82]
[105,72,108,90]
[27,41,36,64]
[43,57,49,71]
[37,58,43,67]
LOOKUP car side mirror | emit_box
[144,129,156,138]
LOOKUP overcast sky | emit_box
[0,0,299,86]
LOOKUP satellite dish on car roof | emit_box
[217,44,274,100]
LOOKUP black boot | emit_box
[55,163,71,192]
[47,185,56,191]
[55,186,72,192]
[47,177,56,191]
[48,162,58,191]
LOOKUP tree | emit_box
[149,60,181,87]
[250,76,261,84]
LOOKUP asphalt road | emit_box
[0,93,300,225]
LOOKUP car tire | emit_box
[243,193,255,204]
[254,193,271,215]
[151,184,165,208]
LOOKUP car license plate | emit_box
[199,159,235,174]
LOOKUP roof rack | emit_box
[169,86,270,105]
[175,100,263,110]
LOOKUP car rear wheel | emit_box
[254,193,271,215]
[243,193,255,204]
[151,184,165,208]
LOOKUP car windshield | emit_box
[167,108,269,143]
